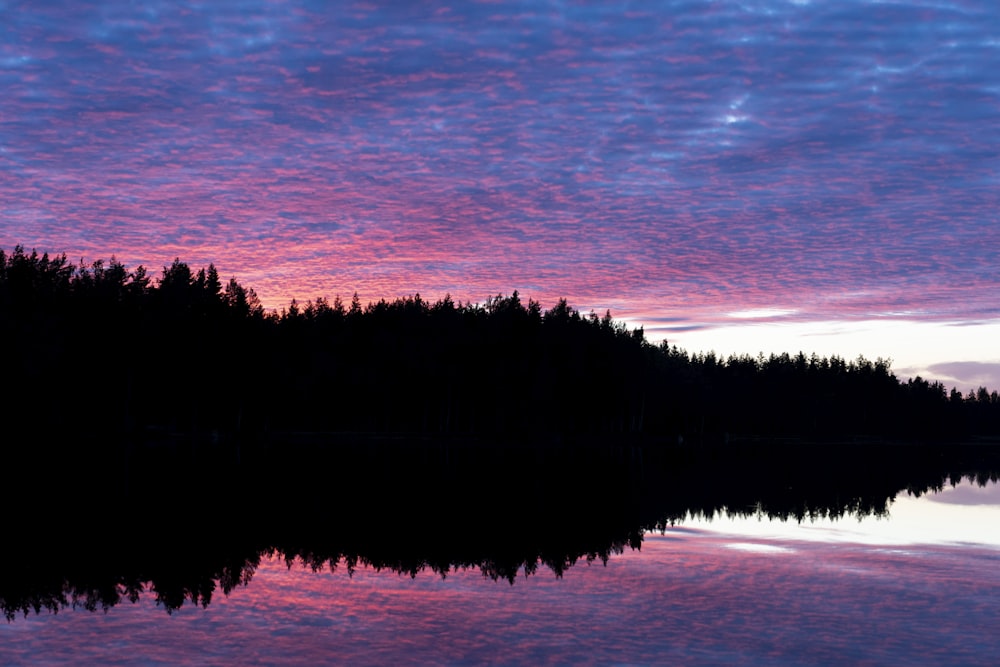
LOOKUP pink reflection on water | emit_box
[3,531,998,666]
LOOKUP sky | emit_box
[2,0,999,390]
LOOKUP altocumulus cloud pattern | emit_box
[2,0,999,334]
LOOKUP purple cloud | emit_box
[2,0,998,335]
[2,534,998,665]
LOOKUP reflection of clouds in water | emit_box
[927,480,1000,506]
[3,533,997,666]
[685,480,1000,549]
[723,542,795,554]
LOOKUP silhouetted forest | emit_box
[2,245,998,443]
[3,440,999,618]
[6,247,1000,620]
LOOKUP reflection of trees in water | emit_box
[3,442,998,619]
[4,248,1000,617]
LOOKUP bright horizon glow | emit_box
[680,479,1000,549]
[638,317,1000,394]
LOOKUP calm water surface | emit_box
[4,481,999,666]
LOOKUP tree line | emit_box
[2,245,998,444]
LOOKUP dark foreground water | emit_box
[3,480,998,666]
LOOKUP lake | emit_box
[3,476,998,666]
